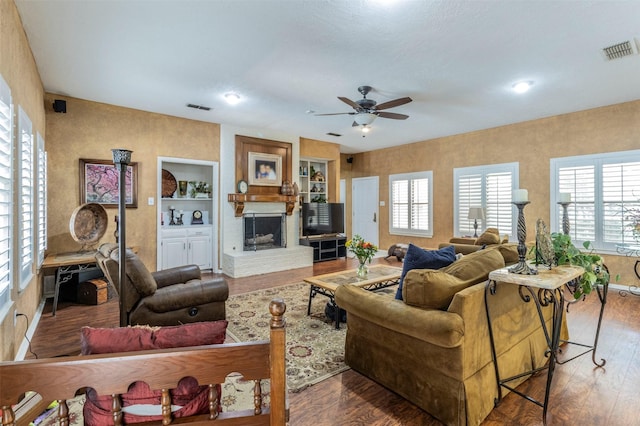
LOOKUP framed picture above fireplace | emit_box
[248,152,282,187]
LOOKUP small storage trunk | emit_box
[77,278,109,305]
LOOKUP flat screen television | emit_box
[302,202,345,236]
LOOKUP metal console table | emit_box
[42,251,100,316]
[485,265,608,425]
[616,244,640,297]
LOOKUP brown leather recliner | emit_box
[96,243,228,326]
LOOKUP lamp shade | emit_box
[354,112,377,126]
[467,207,485,220]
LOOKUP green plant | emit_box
[551,232,609,299]
[188,181,211,197]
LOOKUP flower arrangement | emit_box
[346,234,378,265]
[188,181,211,198]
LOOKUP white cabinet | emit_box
[157,157,218,271]
[160,227,212,270]
[299,158,328,203]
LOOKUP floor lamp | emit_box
[112,148,132,327]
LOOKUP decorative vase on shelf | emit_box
[356,258,368,279]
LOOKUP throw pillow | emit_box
[81,321,228,425]
[442,246,505,282]
[395,244,456,300]
[402,269,469,310]
[475,228,501,246]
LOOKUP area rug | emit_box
[225,281,350,393]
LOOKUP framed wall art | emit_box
[80,158,138,208]
[247,152,282,187]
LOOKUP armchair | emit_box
[96,243,228,326]
[438,227,509,254]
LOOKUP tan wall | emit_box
[300,138,341,202]
[45,95,221,270]
[0,0,46,360]
[344,100,640,286]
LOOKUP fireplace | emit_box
[244,213,287,251]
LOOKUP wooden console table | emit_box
[42,251,101,316]
[485,265,608,425]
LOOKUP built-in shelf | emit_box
[228,193,299,217]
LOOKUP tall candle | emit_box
[513,189,528,203]
[170,205,175,210]
[558,193,571,203]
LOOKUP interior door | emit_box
[351,176,379,247]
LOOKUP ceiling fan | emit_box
[316,85,412,127]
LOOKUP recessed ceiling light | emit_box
[512,81,533,94]
[224,92,241,105]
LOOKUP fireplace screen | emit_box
[244,213,287,251]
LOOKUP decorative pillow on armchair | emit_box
[474,228,501,246]
[395,244,456,300]
[81,320,228,425]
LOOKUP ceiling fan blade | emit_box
[375,97,412,111]
[338,96,361,110]
[377,111,409,120]
[315,112,355,116]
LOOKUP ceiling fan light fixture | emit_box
[512,81,533,94]
[361,125,371,133]
[354,112,377,125]
[224,92,241,105]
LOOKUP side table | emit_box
[41,251,100,316]
[485,265,608,425]
[616,244,640,296]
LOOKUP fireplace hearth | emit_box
[244,213,286,251]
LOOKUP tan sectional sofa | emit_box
[335,245,564,426]
[438,227,509,254]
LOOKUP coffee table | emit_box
[304,264,402,329]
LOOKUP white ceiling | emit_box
[14,0,640,154]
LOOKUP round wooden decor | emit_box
[162,169,177,198]
[69,203,108,245]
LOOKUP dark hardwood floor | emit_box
[23,257,640,425]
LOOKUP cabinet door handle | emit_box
[184,243,186,250]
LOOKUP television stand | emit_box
[300,234,347,263]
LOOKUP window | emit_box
[389,171,433,237]
[18,106,33,288]
[551,151,640,251]
[37,132,47,267]
[0,75,12,308]
[454,162,519,238]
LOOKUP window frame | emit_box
[551,150,640,253]
[388,171,433,237]
[453,162,519,238]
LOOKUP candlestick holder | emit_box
[509,201,538,275]
[177,213,184,226]
[169,208,176,226]
[558,201,572,235]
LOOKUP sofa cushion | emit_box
[81,321,228,425]
[496,243,519,264]
[441,247,505,282]
[80,320,229,355]
[403,269,471,309]
[395,244,456,300]
[474,228,501,246]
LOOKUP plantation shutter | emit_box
[391,179,409,229]
[485,172,512,233]
[18,106,34,287]
[557,165,596,243]
[602,161,640,245]
[37,132,47,267]
[410,178,430,231]
[457,174,482,236]
[389,172,432,236]
[0,75,12,307]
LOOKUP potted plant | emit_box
[188,181,211,198]
[550,232,609,299]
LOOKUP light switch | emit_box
[379,201,385,206]
[148,197,154,206]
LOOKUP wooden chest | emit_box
[77,278,109,305]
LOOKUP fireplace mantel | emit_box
[228,193,298,217]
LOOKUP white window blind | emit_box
[389,171,433,237]
[18,106,33,288]
[37,132,47,267]
[454,163,518,238]
[552,151,640,251]
[0,75,12,308]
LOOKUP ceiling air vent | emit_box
[326,132,342,137]
[186,103,211,111]
[602,40,637,60]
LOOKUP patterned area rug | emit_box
[225,281,350,393]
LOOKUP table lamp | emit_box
[468,207,485,238]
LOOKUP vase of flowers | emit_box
[346,234,378,279]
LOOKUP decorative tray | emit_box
[162,169,177,198]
